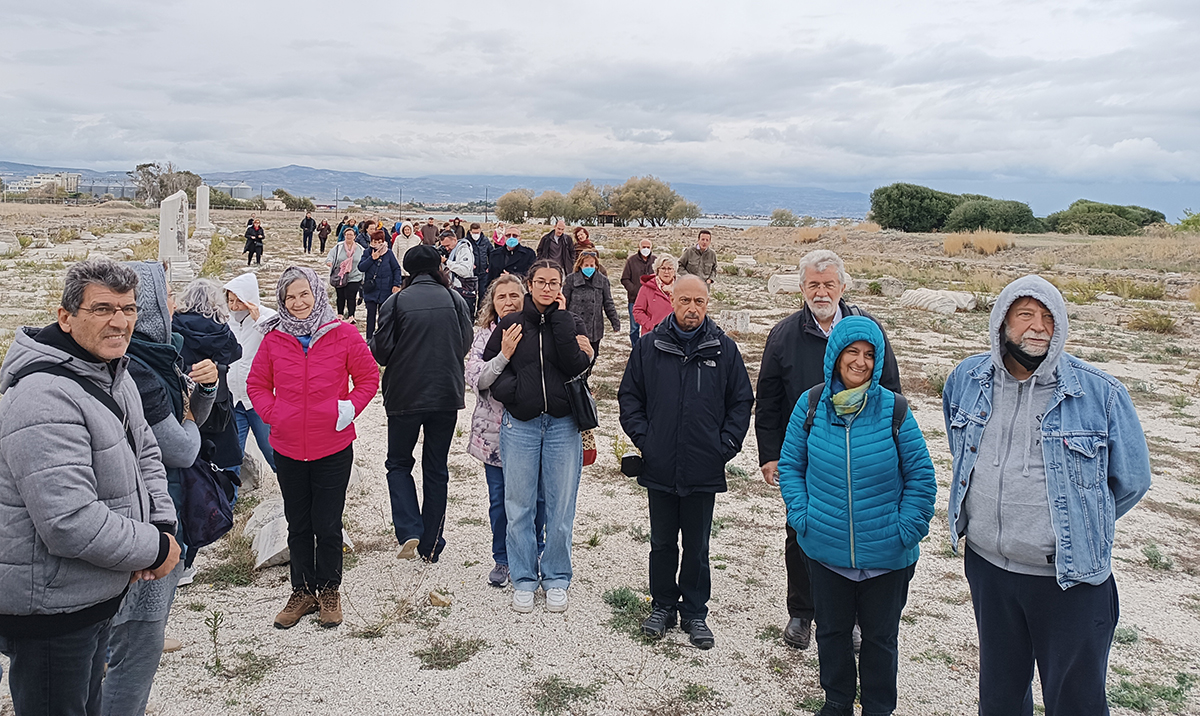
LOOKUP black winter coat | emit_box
[618,316,754,496]
[753,300,901,466]
[300,217,317,235]
[371,274,474,415]
[562,271,620,343]
[488,245,536,282]
[171,312,243,468]
[535,231,576,273]
[483,295,591,422]
[242,226,264,254]
[357,248,403,304]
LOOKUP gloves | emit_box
[335,400,356,432]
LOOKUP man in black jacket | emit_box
[370,246,473,563]
[755,249,901,651]
[488,228,536,282]
[535,220,575,273]
[300,211,317,253]
[618,274,754,650]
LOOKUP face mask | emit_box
[471,232,481,239]
[640,247,651,257]
[582,266,596,278]
[506,237,519,248]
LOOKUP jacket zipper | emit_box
[993,381,1024,561]
[539,314,548,414]
[845,420,856,568]
[302,337,311,461]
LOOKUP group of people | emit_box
[0,222,1151,715]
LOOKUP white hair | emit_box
[654,254,676,272]
[176,278,230,323]
[797,249,848,286]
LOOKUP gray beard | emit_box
[808,299,837,323]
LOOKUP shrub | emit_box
[943,234,970,256]
[868,281,883,296]
[1055,211,1140,236]
[769,208,799,227]
[1105,278,1165,300]
[1179,209,1200,233]
[943,231,1014,256]
[869,183,967,233]
[1127,309,1176,334]
[943,199,1044,233]
[722,263,739,275]
[795,226,822,243]
[1046,199,1162,235]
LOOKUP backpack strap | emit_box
[11,362,137,453]
[802,381,825,435]
[891,392,908,448]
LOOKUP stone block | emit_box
[878,276,905,297]
[899,288,977,315]
[732,255,757,267]
[245,497,285,536]
[767,273,802,294]
[716,310,751,333]
[252,516,289,570]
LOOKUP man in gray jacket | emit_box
[0,257,181,715]
[677,229,717,285]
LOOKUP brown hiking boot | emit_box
[318,587,343,628]
[274,589,318,629]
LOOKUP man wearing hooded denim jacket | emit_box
[942,275,1151,716]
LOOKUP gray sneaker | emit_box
[488,563,510,587]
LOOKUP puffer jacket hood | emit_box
[989,275,1068,381]
[172,312,242,369]
[821,315,887,403]
[224,272,264,308]
[126,261,171,344]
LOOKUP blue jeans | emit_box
[628,303,639,345]
[386,411,458,561]
[484,463,546,565]
[499,411,582,592]
[102,562,184,716]
[0,618,111,716]
[234,402,277,474]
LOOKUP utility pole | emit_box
[484,186,488,223]
[334,185,339,215]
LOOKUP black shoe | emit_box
[681,618,715,650]
[783,617,812,650]
[817,703,854,716]
[640,607,677,639]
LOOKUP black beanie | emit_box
[403,244,442,275]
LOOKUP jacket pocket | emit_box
[1063,435,1106,488]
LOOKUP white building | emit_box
[8,172,82,194]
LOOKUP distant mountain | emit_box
[0,161,870,218]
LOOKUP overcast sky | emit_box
[3,0,1197,216]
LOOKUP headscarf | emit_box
[831,381,869,417]
[258,266,339,339]
[125,260,171,344]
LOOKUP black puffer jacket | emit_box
[618,315,755,496]
[371,274,474,415]
[483,294,591,422]
[171,312,243,468]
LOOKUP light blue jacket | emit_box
[943,275,1152,589]
[778,316,937,571]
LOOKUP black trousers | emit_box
[335,282,361,318]
[786,523,816,619]
[319,234,329,253]
[385,411,458,561]
[647,488,715,621]
[809,560,915,716]
[364,300,381,341]
[302,231,313,252]
[246,250,261,265]
[965,545,1118,716]
[275,445,353,591]
[0,618,110,716]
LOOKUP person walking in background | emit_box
[224,273,279,478]
[300,211,317,254]
[633,254,676,336]
[942,276,1151,716]
[247,267,379,630]
[104,261,218,716]
[394,221,421,275]
[451,217,466,240]
[489,227,536,282]
[482,260,593,614]
[778,317,937,716]
[421,217,439,244]
[334,215,351,246]
[445,229,478,309]
[563,250,621,358]
[620,238,656,346]
[536,220,576,274]
[465,276,547,587]
[370,245,474,563]
[572,227,594,255]
[317,218,332,253]
[466,222,492,314]
[358,230,403,341]
[327,227,364,322]
[756,249,902,651]
[678,229,717,285]
[172,279,244,481]
[243,218,265,266]
[0,258,181,715]
[618,274,754,650]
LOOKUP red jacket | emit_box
[632,274,673,336]
[247,321,380,461]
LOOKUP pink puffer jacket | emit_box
[464,324,503,467]
[247,321,380,462]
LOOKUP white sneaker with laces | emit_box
[546,587,568,613]
[177,565,196,587]
[512,590,536,613]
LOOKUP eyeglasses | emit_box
[505,233,521,238]
[531,279,562,290]
[79,304,138,318]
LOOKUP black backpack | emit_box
[801,381,909,450]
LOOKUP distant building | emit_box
[263,198,286,211]
[8,172,82,194]
[77,180,138,200]
[231,182,254,200]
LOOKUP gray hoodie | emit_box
[962,276,1068,577]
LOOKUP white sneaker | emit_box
[546,587,568,613]
[397,538,419,560]
[512,590,535,613]
[177,566,196,587]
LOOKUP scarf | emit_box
[830,381,870,417]
[258,266,340,340]
[657,276,674,297]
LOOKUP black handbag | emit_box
[564,369,599,431]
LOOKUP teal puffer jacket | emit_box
[778,316,936,571]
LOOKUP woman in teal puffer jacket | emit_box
[778,315,936,716]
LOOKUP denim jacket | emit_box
[944,350,1151,589]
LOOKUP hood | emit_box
[224,272,263,307]
[640,273,659,286]
[822,315,887,398]
[172,312,242,366]
[989,275,1068,380]
[125,261,171,344]
[0,327,124,394]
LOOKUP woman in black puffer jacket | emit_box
[482,260,592,615]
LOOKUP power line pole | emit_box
[484,186,488,223]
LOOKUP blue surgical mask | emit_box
[506,237,519,248]
[582,266,596,278]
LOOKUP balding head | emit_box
[673,274,709,330]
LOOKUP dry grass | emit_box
[853,221,881,233]
[944,230,1015,257]
[1127,309,1177,334]
[1069,235,1200,273]
[943,234,970,257]
[1189,285,1200,311]
[795,226,823,243]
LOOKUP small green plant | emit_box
[612,434,631,462]
[204,610,225,673]
[1063,280,1102,305]
[1113,625,1140,645]
[1143,542,1174,570]
[756,624,784,641]
[1108,672,1197,712]
[528,675,603,715]
[712,290,729,302]
[234,650,278,685]
[867,281,883,296]
[710,516,731,538]
[630,524,649,543]
[722,263,739,275]
[1127,309,1176,334]
[17,235,32,248]
[601,586,652,639]
[454,427,465,438]
[199,234,228,278]
[1170,394,1192,409]
[53,227,80,244]
[725,464,749,479]
[585,531,602,548]
[681,682,722,703]
[187,601,207,612]
[413,635,488,670]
